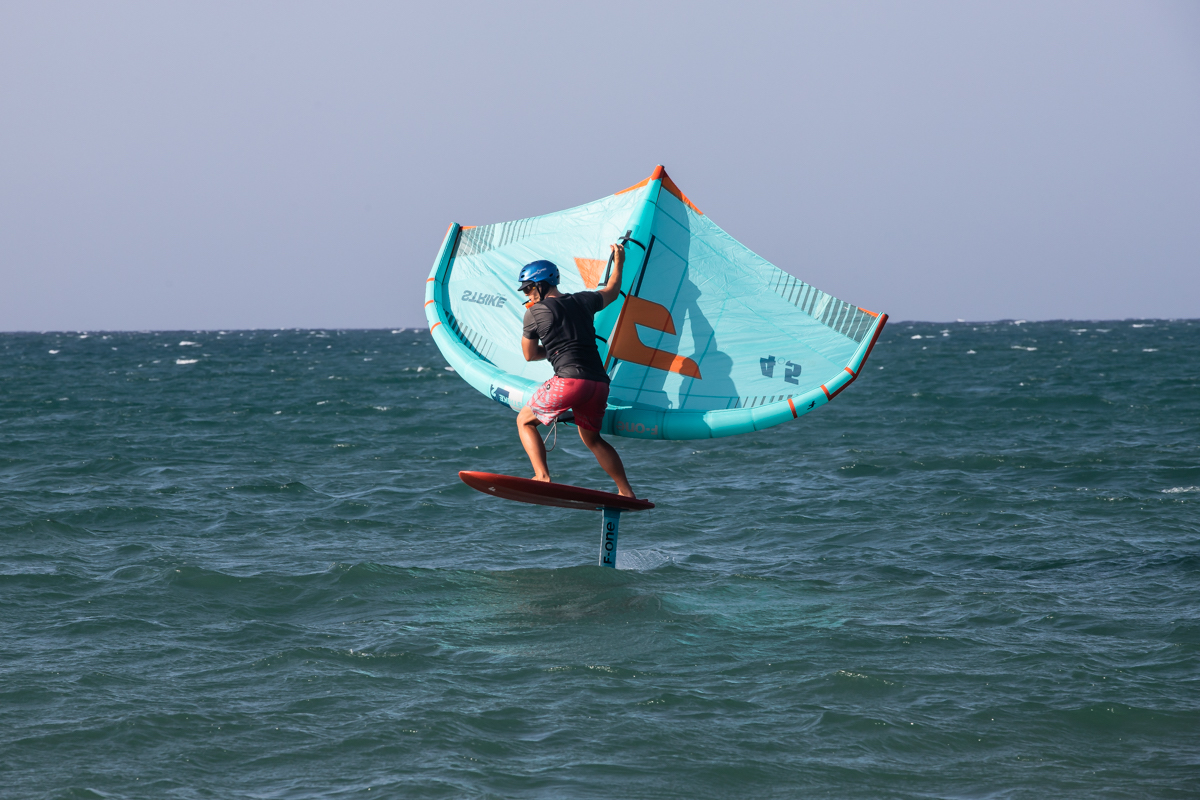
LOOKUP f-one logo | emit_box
[602,520,617,566]
[616,420,659,437]
[607,296,701,379]
[461,290,507,308]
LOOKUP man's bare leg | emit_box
[517,406,551,482]
[578,427,635,497]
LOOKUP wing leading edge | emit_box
[425,167,887,440]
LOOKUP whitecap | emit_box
[966,350,976,354]
[1142,348,1158,353]
[1131,324,1154,328]
[616,549,673,570]
[1162,487,1199,494]
[444,366,455,372]
[179,341,201,346]
[911,335,922,340]
[48,349,59,354]
[175,358,198,365]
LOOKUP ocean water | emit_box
[1,321,1197,799]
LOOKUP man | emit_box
[516,243,635,498]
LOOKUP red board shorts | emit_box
[529,377,609,432]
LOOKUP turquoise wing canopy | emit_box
[425,166,887,440]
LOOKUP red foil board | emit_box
[459,471,654,512]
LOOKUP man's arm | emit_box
[521,307,547,361]
[522,336,546,362]
[597,243,625,309]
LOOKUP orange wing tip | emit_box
[616,167,704,215]
[858,307,879,317]
[658,169,702,215]
[615,176,650,196]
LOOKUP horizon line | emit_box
[1,318,1196,335]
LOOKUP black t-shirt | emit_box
[522,291,610,383]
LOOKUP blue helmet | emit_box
[518,260,560,289]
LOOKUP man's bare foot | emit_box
[532,474,552,483]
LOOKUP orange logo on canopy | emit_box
[607,296,701,379]
[576,256,701,379]
[573,258,606,289]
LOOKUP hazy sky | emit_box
[2,1,1197,330]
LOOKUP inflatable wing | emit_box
[425,166,887,440]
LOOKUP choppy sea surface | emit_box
[2,321,1197,799]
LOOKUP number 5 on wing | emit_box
[784,361,801,385]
